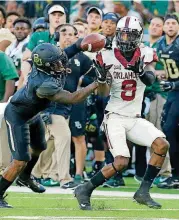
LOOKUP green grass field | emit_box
[1,178,179,220]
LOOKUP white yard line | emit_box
[10,196,130,200]
[7,186,179,200]
[1,217,179,220]
[2,207,179,211]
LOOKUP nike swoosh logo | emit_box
[81,204,87,207]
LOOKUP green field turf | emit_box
[0,178,179,220]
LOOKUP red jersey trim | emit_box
[114,48,141,68]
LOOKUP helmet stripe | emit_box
[125,17,130,28]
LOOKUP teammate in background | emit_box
[5,18,32,75]
[156,14,179,189]
[74,16,169,210]
[19,3,67,89]
[0,42,99,208]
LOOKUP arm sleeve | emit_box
[0,53,19,80]
[140,71,156,86]
[64,44,81,59]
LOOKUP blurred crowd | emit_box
[0,0,179,190]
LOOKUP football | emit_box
[81,33,106,52]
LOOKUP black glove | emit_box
[93,59,113,84]
[126,56,144,76]
[160,81,175,91]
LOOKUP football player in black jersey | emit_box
[156,14,179,189]
[0,43,98,208]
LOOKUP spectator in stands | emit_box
[0,6,6,28]
[5,18,32,75]
[86,6,103,33]
[113,0,142,22]
[101,12,119,37]
[4,12,20,33]
[74,22,87,37]
[142,0,169,17]
[74,18,89,35]
[5,0,18,13]
[168,0,179,19]
[17,4,25,17]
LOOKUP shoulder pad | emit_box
[36,79,62,97]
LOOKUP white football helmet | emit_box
[116,16,143,52]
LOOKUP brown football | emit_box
[81,33,106,52]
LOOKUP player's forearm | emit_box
[64,43,81,59]
[52,82,98,104]
[97,82,110,97]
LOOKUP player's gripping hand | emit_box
[160,81,175,91]
[93,60,113,84]
[126,57,144,76]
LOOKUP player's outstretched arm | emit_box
[93,60,112,97]
[97,75,111,97]
[37,81,98,104]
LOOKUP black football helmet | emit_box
[32,17,48,32]
[31,43,69,76]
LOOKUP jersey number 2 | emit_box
[121,79,137,101]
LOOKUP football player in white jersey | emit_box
[74,16,169,210]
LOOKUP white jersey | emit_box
[97,45,157,117]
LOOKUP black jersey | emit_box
[157,35,179,82]
[10,68,63,120]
